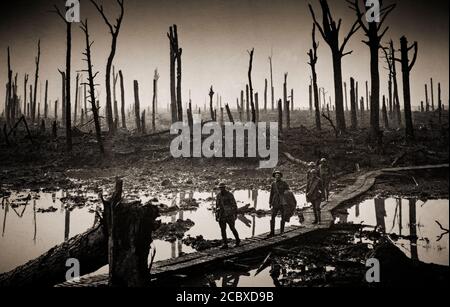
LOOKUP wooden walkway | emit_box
[58,163,448,287]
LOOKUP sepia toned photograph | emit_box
[0,0,448,292]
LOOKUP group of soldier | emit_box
[215,158,332,249]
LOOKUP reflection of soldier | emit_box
[319,158,331,201]
[268,171,290,237]
[221,273,241,287]
[216,182,240,249]
[307,169,323,224]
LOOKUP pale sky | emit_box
[0,0,448,113]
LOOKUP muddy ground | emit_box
[1,111,448,198]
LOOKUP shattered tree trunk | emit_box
[382,95,389,129]
[438,83,442,124]
[225,104,234,124]
[430,78,434,111]
[141,110,146,134]
[248,48,255,122]
[119,70,126,129]
[350,77,358,130]
[74,74,79,125]
[65,22,72,151]
[269,56,275,111]
[44,80,48,119]
[81,20,104,155]
[278,99,283,133]
[59,71,66,127]
[113,66,119,126]
[6,47,12,127]
[209,86,215,121]
[307,24,321,130]
[246,85,250,121]
[32,40,40,124]
[264,78,268,112]
[390,41,402,126]
[134,80,141,133]
[398,36,418,141]
[425,84,429,112]
[168,26,177,123]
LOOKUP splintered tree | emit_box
[248,48,255,121]
[309,0,361,133]
[53,5,72,151]
[349,0,396,141]
[396,36,418,141]
[119,70,126,129]
[268,54,275,111]
[80,20,104,155]
[307,24,321,130]
[23,74,28,118]
[6,47,12,127]
[112,66,119,126]
[90,0,125,134]
[152,69,159,131]
[134,80,141,133]
[32,40,40,123]
[350,77,358,129]
[209,86,215,121]
[168,25,183,122]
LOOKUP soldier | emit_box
[215,182,240,249]
[319,158,331,201]
[306,168,323,224]
[268,170,290,237]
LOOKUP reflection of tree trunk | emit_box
[33,200,37,243]
[2,200,9,237]
[398,198,402,236]
[64,208,70,241]
[409,199,418,261]
[374,198,386,232]
[252,215,256,238]
[355,203,360,218]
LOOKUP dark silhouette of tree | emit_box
[52,5,72,151]
[80,20,104,155]
[309,0,360,133]
[32,40,40,123]
[307,24,321,130]
[168,25,183,122]
[90,0,125,134]
[395,36,418,141]
[348,0,396,141]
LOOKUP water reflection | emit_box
[0,188,306,274]
[335,198,449,266]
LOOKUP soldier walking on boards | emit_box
[319,158,331,201]
[215,182,240,249]
[307,168,323,224]
[268,170,290,237]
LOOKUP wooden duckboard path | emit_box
[58,163,449,287]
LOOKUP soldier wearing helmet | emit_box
[215,182,240,249]
[267,170,290,237]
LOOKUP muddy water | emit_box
[335,198,449,266]
[0,189,308,274]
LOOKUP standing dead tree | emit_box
[23,74,28,118]
[309,0,360,133]
[32,40,41,123]
[53,5,73,151]
[209,86,215,121]
[5,47,12,127]
[44,80,48,119]
[348,0,396,141]
[307,24,321,130]
[382,95,389,129]
[58,70,66,126]
[90,0,125,134]
[119,70,126,129]
[382,45,393,120]
[264,78,268,112]
[74,73,80,125]
[80,20,104,155]
[283,73,290,129]
[350,77,358,130]
[395,36,418,141]
[438,83,442,125]
[112,66,119,127]
[168,25,183,122]
[269,54,275,111]
[248,48,255,121]
[152,69,159,131]
[134,80,141,133]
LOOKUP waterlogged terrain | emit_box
[0,188,308,274]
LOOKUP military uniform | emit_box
[269,179,290,235]
[216,190,240,247]
[319,161,331,201]
[307,170,323,224]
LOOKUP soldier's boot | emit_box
[267,218,275,237]
[280,220,285,234]
[312,208,318,224]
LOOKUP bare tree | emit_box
[168,25,183,122]
[90,0,125,134]
[52,5,72,151]
[348,0,396,141]
[309,0,360,132]
[23,74,28,118]
[152,69,159,131]
[119,70,126,129]
[209,86,215,121]
[32,40,41,123]
[248,48,255,121]
[268,54,275,111]
[80,20,104,154]
[395,36,418,141]
[307,24,321,130]
[112,66,119,126]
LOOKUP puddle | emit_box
[335,198,449,266]
[0,189,308,274]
